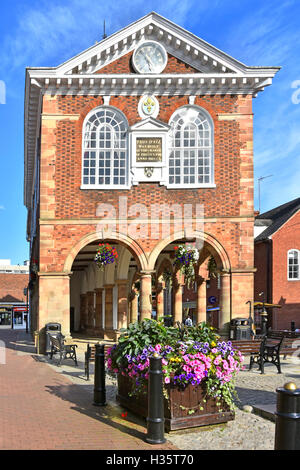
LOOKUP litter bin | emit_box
[229,318,251,340]
[45,323,62,354]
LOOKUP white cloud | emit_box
[0,0,200,72]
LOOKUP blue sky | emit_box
[0,0,299,264]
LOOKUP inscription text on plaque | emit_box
[136,137,162,162]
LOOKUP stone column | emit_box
[156,281,164,319]
[116,280,128,330]
[139,271,153,321]
[196,275,207,325]
[38,272,71,353]
[129,289,139,324]
[219,272,231,336]
[173,271,183,325]
[94,288,103,331]
[86,291,95,329]
[104,284,114,333]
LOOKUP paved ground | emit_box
[0,328,175,450]
[1,327,299,451]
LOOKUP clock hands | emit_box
[141,51,153,72]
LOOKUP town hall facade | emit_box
[24,12,279,351]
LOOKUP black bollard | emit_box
[93,343,106,406]
[274,382,300,450]
[146,354,166,444]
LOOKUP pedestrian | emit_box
[184,313,193,327]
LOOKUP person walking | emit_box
[184,313,193,327]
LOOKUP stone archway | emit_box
[149,230,231,330]
[67,233,144,340]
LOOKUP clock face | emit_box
[132,41,167,74]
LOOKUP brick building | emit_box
[24,12,279,350]
[254,198,300,331]
[0,261,29,326]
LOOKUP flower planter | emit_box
[117,374,234,431]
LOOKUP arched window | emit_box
[288,249,300,280]
[82,107,128,188]
[168,106,214,187]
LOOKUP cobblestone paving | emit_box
[166,358,300,450]
[2,328,299,451]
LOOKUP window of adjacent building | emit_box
[168,106,214,187]
[288,249,300,280]
[82,107,128,188]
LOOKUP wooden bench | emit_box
[49,334,78,367]
[85,343,110,380]
[232,333,300,358]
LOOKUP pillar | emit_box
[219,272,231,336]
[156,281,164,319]
[140,271,153,321]
[173,270,183,325]
[104,284,114,333]
[129,289,139,324]
[94,288,103,330]
[38,273,71,353]
[86,291,95,329]
[196,275,207,325]
[116,280,128,330]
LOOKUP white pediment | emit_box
[55,12,246,76]
[130,117,170,132]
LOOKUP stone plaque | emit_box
[136,137,162,162]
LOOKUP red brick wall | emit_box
[96,51,199,74]
[272,210,300,330]
[0,274,29,303]
[39,51,254,287]
[49,94,246,222]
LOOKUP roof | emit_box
[255,197,300,241]
[24,11,281,209]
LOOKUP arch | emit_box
[148,230,231,273]
[156,256,174,281]
[64,230,147,274]
[116,246,132,279]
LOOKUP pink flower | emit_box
[155,344,161,352]
[164,376,170,384]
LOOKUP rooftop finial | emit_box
[103,20,107,40]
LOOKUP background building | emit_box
[0,260,29,327]
[24,12,279,350]
[254,198,300,331]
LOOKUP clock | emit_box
[132,41,168,74]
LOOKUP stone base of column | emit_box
[103,329,118,341]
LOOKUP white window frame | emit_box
[81,106,130,190]
[167,105,215,189]
[287,249,300,281]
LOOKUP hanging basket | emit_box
[173,245,199,289]
[94,243,118,271]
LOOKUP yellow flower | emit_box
[211,341,216,347]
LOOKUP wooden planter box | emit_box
[117,374,234,431]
